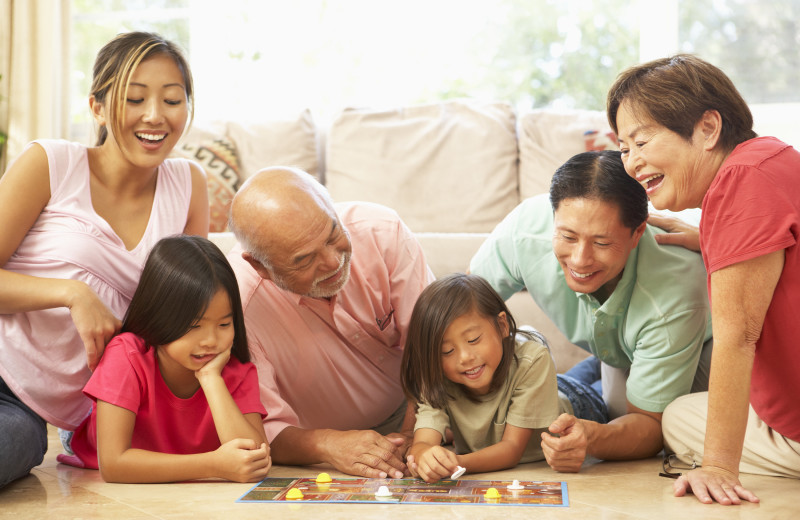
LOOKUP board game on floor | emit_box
[238,473,569,507]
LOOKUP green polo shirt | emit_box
[470,194,713,413]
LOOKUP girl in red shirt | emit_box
[58,235,271,483]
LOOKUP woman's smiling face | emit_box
[616,101,710,212]
[97,54,189,169]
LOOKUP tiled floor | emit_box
[1,426,797,519]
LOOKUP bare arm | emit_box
[0,144,120,369]
[408,422,533,483]
[183,161,210,237]
[542,405,662,472]
[586,404,663,459]
[195,350,267,446]
[457,423,533,473]
[270,426,407,479]
[96,401,271,483]
[674,251,782,505]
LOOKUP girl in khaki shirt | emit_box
[401,273,602,483]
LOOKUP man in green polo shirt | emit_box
[470,150,712,472]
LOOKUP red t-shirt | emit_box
[700,136,800,442]
[62,333,266,469]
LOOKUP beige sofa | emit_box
[180,100,619,372]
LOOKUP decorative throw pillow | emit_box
[176,136,241,232]
[583,129,619,151]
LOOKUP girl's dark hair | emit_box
[607,54,756,154]
[549,150,648,232]
[91,31,194,146]
[401,273,525,409]
[122,235,249,363]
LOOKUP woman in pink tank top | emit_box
[0,31,209,489]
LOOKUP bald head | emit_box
[230,166,352,297]
[230,167,335,256]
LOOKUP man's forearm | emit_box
[270,426,332,466]
[584,412,663,461]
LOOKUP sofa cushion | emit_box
[175,128,241,232]
[325,101,520,233]
[225,108,320,182]
[518,108,617,200]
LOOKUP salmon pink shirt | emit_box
[227,202,434,441]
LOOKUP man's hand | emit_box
[648,213,701,252]
[541,413,588,472]
[325,430,407,478]
[673,466,759,505]
[385,431,412,460]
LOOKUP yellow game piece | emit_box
[286,488,304,500]
[484,487,501,500]
[316,472,332,483]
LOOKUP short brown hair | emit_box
[607,54,756,153]
[91,31,194,146]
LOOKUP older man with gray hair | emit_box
[227,166,434,478]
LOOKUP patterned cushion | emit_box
[177,136,241,232]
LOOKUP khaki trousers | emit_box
[662,391,800,478]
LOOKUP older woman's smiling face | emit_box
[616,102,713,212]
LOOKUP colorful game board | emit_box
[238,476,569,507]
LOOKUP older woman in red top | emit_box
[607,54,800,506]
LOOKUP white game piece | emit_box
[450,466,466,479]
[507,479,524,490]
[375,485,393,497]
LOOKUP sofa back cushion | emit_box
[325,101,520,233]
[225,109,321,182]
[518,108,617,200]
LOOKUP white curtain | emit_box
[0,0,70,172]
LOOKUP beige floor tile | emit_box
[1,427,797,519]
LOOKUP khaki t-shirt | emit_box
[414,339,569,463]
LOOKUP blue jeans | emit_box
[556,356,609,424]
[0,376,48,489]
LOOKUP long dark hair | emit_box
[122,235,249,363]
[549,150,648,232]
[91,31,194,146]
[401,273,524,409]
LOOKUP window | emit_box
[69,0,800,145]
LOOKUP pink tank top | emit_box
[0,139,193,429]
